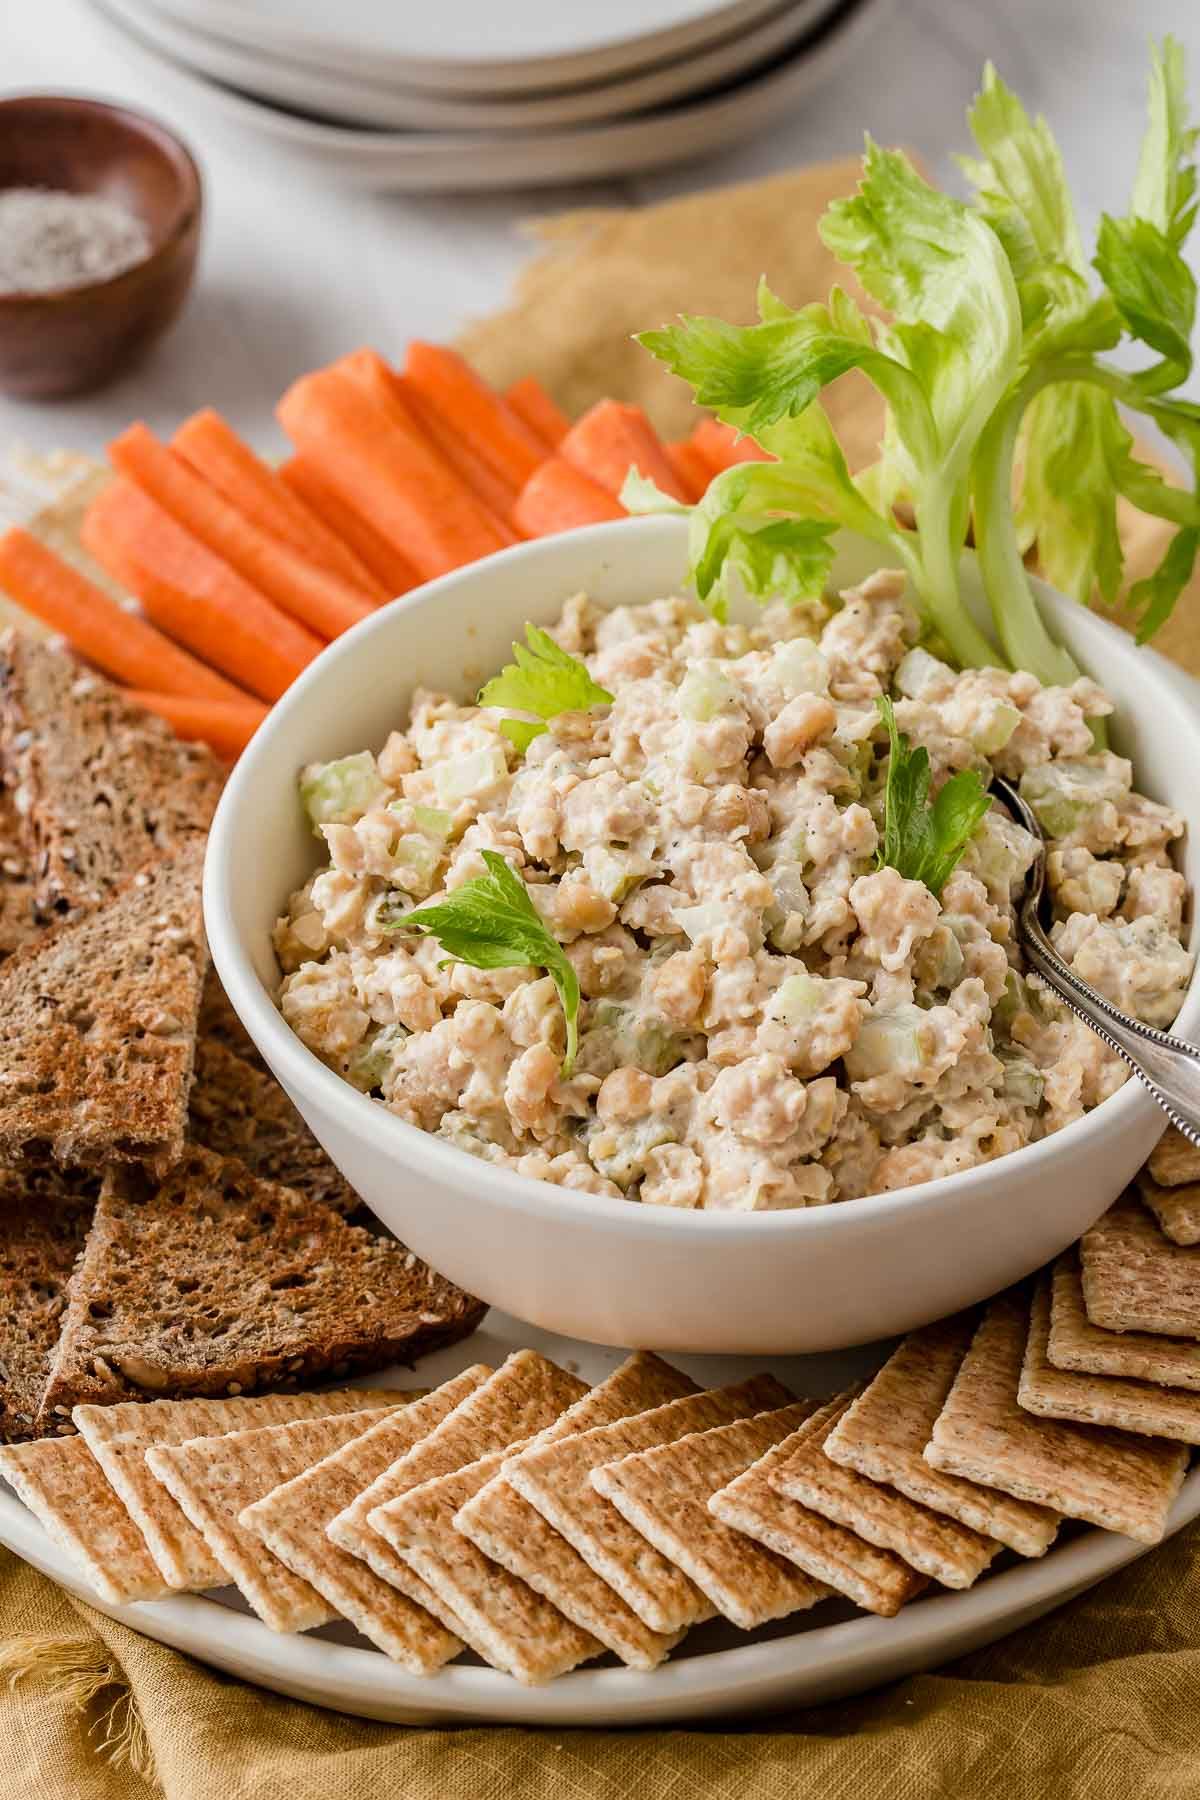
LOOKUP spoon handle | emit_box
[1019,905,1200,1149]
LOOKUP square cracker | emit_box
[769,1395,999,1589]
[1022,1269,1200,1443]
[591,1403,827,1630]
[1047,1251,1200,1393]
[1138,1170,1200,1249]
[1147,1127,1200,1192]
[369,1447,599,1685]
[1082,1193,1200,1339]
[926,1290,1188,1544]
[0,1435,169,1605]
[239,1369,489,1673]
[74,1388,406,1590]
[505,1374,792,1635]
[824,1317,1060,1558]
[146,1404,404,1631]
[328,1352,586,1651]
[708,1395,928,1617]
[454,1352,699,1669]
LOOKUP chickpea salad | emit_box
[276,572,1192,1210]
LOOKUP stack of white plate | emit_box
[90,0,883,191]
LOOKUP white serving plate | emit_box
[3,1310,1195,1726]
[137,0,801,95]
[87,0,880,193]
[101,0,844,134]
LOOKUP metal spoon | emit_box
[990,774,1200,1149]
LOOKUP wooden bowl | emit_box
[0,95,203,400]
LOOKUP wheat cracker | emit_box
[591,1402,827,1629]
[1138,1169,1200,1249]
[709,1395,929,1616]
[146,1404,404,1630]
[370,1446,599,1684]
[74,1387,409,1591]
[239,1369,488,1673]
[823,1317,1059,1557]
[0,1434,168,1604]
[453,1352,698,1669]
[926,1290,1188,1544]
[328,1351,586,1652]
[770,1393,999,1588]
[1147,1128,1200,1192]
[1082,1192,1200,1339]
[505,1374,791,1635]
[1047,1251,1200,1392]
[1022,1270,1200,1443]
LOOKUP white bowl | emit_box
[204,518,1200,1353]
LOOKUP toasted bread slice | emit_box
[36,1145,485,1425]
[197,969,268,1071]
[0,629,223,924]
[0,779,36,958]
[188,1039,360,1216]
[0,1164,96,1440]
[0,843,207,1170]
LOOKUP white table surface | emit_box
[2,0,1198,460]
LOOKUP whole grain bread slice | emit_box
[0,1164,96,1441]
[0,629,223,924]
[188,1039,360,1216]
[0,842,208,1170]
[0,779,37,958]
[36,1145,485,1424]
[197,969,268,1072]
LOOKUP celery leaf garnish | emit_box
[876,697,991,898]
[478,622,612,753]
[397,850,580,1074]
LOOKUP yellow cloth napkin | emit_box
[4,159,1200,1800]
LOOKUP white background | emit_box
[2,0,1199,457]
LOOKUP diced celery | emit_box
[678,662,739,722]
[586,1001,682,1076]
[345,1023,408,1093]
[969,699,1022,755]
[413,804,453,841]
[432,745,509,808]
[1000,1056,1044,1107]
[390,834,442,897]
[1019,759,1129,840]
[963,812,1038,899]
[673,900,726,946]
[587,1116,676,1189]
[771,638,829,697]
[843,1006,931,1082]
[894,647,952,699]
[767,973,823,1024]
[299,751,387,829]
[992,967,1027,1032]
[914,923,965,991]
[765,864,810,952]
[587,847,654,903]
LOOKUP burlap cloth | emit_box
[3,160,1199,1799]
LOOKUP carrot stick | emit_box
[82,479,322,703]
[172,409,387,602]
[689,417,772,475]
[334,348,518,543]
[665,440,711,503]
[124,689,268,759]
[404,343,546,491]
[110,423,374,642]
[560,400,690,505]
[278,365,512,582]
[0,526,251,705]
[513,459,626,537]
[504,376,570,450]
[280,456,418,599]
[396,375,522,527]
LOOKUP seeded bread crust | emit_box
[36,1145,485,1425]
[0,629,224,924]
[0,778,37,958]
[0,841,208,1170]
[188,1039,361,1217]
[0,1164,96,1441]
